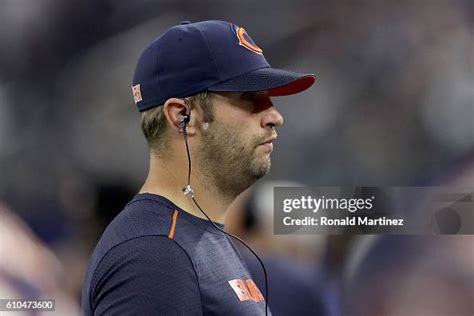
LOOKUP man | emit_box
[82,20,315,315]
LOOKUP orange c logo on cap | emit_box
[235,26,263,55]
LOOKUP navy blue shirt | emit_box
[82,193,268,315]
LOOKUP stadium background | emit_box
[0,0,472,315]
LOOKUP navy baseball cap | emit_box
[132,20,316,112]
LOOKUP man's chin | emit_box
[251,160,271,179]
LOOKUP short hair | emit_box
[140,91,214,155]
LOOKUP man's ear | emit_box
[163,98,197,135]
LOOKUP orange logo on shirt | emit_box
[228,279,264,302]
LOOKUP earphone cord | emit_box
[182,125,269,316]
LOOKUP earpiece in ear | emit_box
[178,113,190,126]
[179,100,191,125]
[178,112,191,136]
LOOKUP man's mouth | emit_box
[258,135,277,150]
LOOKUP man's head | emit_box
[133,20,315,193]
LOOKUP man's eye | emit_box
[242,93,256,101]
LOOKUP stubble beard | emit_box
[197,121,271,198]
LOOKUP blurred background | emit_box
[0,0,472,315]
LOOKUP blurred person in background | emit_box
[0,202,79,315]
[226,180,327,315]
[343,151,474,316]
[343,235,473,316]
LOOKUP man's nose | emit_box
[261,105,284,128]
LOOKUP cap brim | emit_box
[207,67,316,96]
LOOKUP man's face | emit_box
[197,91,284,195]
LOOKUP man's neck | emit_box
[139,154,235,224]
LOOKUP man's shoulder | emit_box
[85,193,211,277]
[83,234,200,315]
[92,194,176,259]
[108,193,175,233]
[82,194,195,314]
